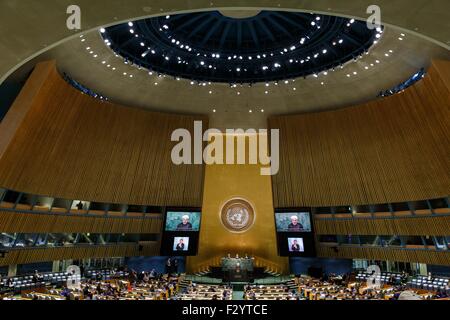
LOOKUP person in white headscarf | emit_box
[176,214,193,230]
[288,215,304,231]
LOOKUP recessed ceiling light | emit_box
[100,28,106,33]
[261,109,264,113]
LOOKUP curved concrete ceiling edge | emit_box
[1,1,449,84]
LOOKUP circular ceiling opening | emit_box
[101,10,382,84]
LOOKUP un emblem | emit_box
[220,198,255,233]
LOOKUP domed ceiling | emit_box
[101,11,381,83]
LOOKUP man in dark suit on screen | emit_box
[176,238,185,251]
[177,215,193,231]
[291,239,301,252]
[288,215,304,231]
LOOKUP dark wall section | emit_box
[427,265,450,277]
[125,256,186,274]
[0,81,24,121]
[17,262,53,275]
[290,257,353,276]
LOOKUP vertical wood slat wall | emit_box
[0,61,207,207]
[313,215,450,236]
[269,60,450,207]
[0,210,163,234]
[0,243,160,267]
[317,245,450,266]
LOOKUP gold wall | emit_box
[187,134,288,274]
[269,60,450,207]
[0,61,206,207]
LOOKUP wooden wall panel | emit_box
[0,61,207,206]
[317,245,450,266]
[0,243,160,266]
[270,60,450,207]
[0,210,163,234]
[313,215,450,236]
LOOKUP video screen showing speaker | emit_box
[165,211,201,232]
[275,212,312,232]
[160,208,201,256]
[275,209,315,257]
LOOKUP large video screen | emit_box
[275,212,311,232]
[165,211,201,232]
[160,208,201,256]
[275,209,315,257]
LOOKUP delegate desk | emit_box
[221,257,254,282]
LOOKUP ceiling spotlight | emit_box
[249,110,253,113]
[128,22,133,27]
[261,109,264,113]
[129,29,134,34]
[213,109,216,113]
[338,39,343,44]
[100,28,106,33]
[311,21,316,26]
